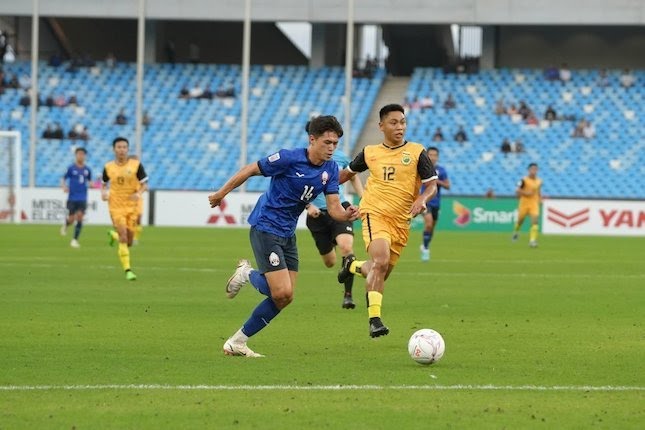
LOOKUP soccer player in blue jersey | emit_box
[208,115,359,358]
[60,147,91,248]
[420,146,450,261]
[303,121,364,309]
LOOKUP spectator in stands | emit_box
[7,74,19,89]
[420,96,434,110]
[583,120,596,139]
[432,127,444,142]
[597,69,609,88]
[409,97,421,110]
[142,111,152,127]
[53,123,64,139]
[115,108,127,125]
[179,85,190,99]
[402,96,411,112]
[200,86,213,100]
[215,84,236,98]
[67,93,79,107]
[454,126,468,143]
[69,123,88,141]
[544,105,557,122]
[619,69,636,89]
[189,83,204,99]
[518,101,531,120]
[526,112,539,126]
[45,93,55,108]
[544,65,559,81]
[572,120,585,138]
[105,52,116,68]
[501,138,512,155]
[485,188,495,198]
[79,126,90,141]
[559,63,571,84]
[54,94,67,107]
[507,103,518,116]
[443,93,456,110]
[494,98,506,115]
[19,90,31,107]
[42,124,55,139]
[513,139,525,153]
[0,30,7,64]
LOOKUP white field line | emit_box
[1,261,643,279]
[0,384,643,392]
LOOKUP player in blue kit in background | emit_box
[208,115,359,358]
[303,120,364,309]
[60,147,92,248]
[420,146,450,261]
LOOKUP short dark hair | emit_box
[379,104,405,121]
[307,115,343,138]
[112,136,129,148]
[75,147,87,154]
[427,146,439,154]
[528,163,538,168]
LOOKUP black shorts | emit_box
[249,226,299,273]
[67,200,87,215]
[306,202,354,255]
[427,206,440,221]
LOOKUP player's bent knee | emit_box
[271,290,294,309]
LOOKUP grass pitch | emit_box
[1,225,643,429]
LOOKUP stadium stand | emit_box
[404,68,643,198]
[0,61,385,192]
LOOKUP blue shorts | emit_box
[249,226,299,273]
[67,200,87,214]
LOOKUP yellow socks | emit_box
[367,291,383,318]
[118,242,131,271]
[529,225,539,242]
[110,230,119,240]
[350,260,366,278]
[134,225,142,241]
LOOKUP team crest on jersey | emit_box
[401,151,412,166]
[321,171,329,185]
[269,252,280,267]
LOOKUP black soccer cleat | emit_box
[342,294,356,309]
[338,254,356,284]
[369,317,390,338]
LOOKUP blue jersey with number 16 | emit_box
[248,148,339,238]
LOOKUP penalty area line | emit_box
[1,384,643,392]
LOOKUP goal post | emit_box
[0,130,22,223]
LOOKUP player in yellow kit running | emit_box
[512,163,542,248]
[338,104,438,337]
[129,155,144,245]
[101,137,149,280]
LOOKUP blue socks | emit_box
[240,270,281,337]
[423,231,433,248]
[74,221,83,240]
[249,270,270,296]
[242,298,281,337]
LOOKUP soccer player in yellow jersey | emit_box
[339,104,438,337]
[101,137,149,280]
[512,163,542,248]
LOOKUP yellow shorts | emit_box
[110,208,137,232]
[518,203,540,219]
[361,213,410,267]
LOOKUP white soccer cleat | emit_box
[529,240,538,248]
[70,239,80,248]
[225,259,252,299]
[60,225,67,236]
[420,245,430,262]
[222,339,264,358]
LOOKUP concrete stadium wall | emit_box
[2,0,644,25]
[496,26,645,69]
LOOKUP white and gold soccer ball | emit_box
[408,328,445,365]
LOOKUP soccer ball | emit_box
[408,329,445,365]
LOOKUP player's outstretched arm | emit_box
[411,179,437,216]
[325,193,359,222]
[208,162,261,208]
[339,168,356,185]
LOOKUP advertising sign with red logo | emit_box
[542,199,645,236]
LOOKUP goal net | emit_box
[0,131,22,223]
